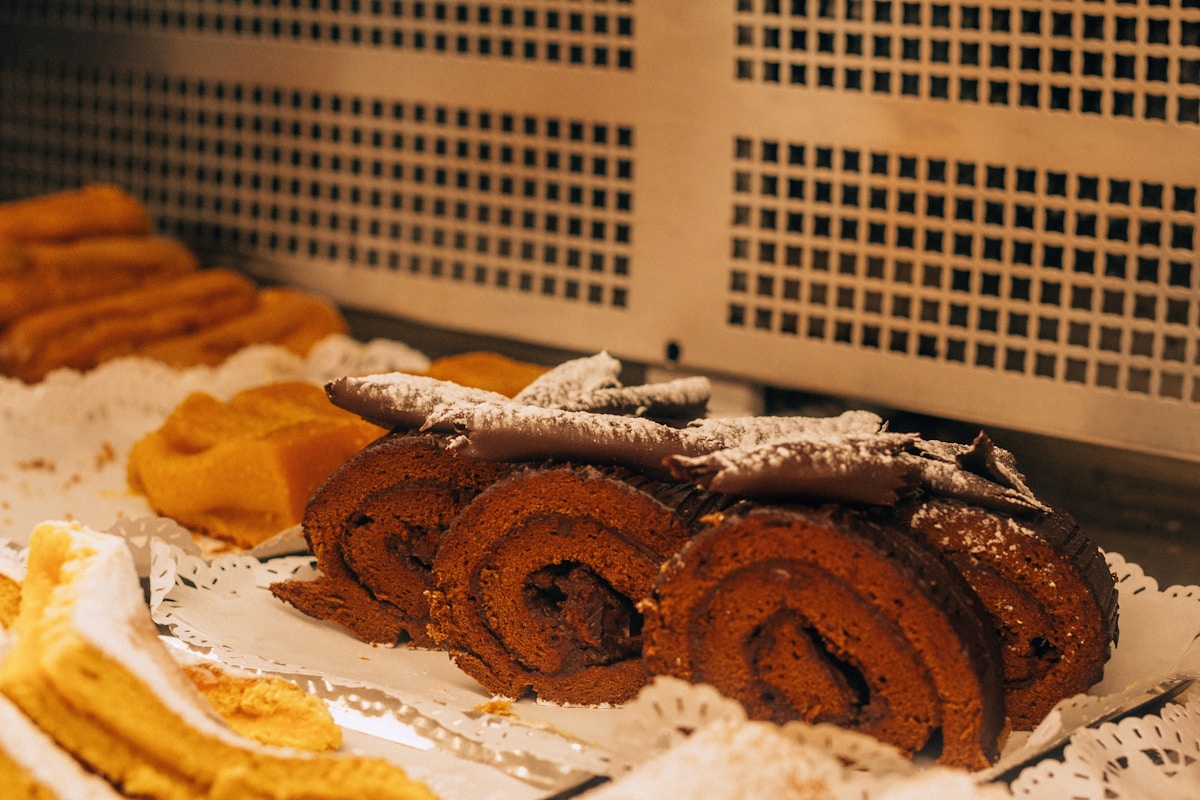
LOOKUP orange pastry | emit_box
[423,350,549,397]
[0,519,435,799]
[0,235,198,324]
[132,287,347,368]
[0,268,258,382]
[180,662,342,752]
[127,382,386,547]
[0,184,152,242]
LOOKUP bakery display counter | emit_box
[5,0,1200,781]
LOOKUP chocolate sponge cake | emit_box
[272,352,712,646]
[429,464,727,706]
[641,503,1008,770]
[271,431,512,646]
[893,498,1119,729]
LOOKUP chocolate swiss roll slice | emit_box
[429,464,724,705]
[892,499,1118,729]
[641,504,1008,770]
[270,432,513,646]
[273,352,715,648]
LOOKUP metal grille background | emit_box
[1,1,1198,461]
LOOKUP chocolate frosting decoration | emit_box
[686,409,883,444]
[428,403,887,479]
[326,352,713,432]
[511,351,622,407]
[665,432,920,504]
[429,402,698,478]
[325,374,508,431]
[327,356,1047,514]
[665,427,1052,514]
[911,432,1050,514]
[514,352,712,419]
[555,376,712,421]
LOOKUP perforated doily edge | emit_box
[143,531,1200,799]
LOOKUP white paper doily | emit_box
[596,551,1200,799]
[596,676,1006,800]
[1007,691,1200,800]
[142,519,1200,800]
[147,527,616,800]
[0,335,429,548]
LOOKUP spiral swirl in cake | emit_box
[429,465,724,705]
[270,432,513,646]
[641,504,1008,770]
[893,499,1119,728]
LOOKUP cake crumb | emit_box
[475,696,517,717]
[94,441,117,470]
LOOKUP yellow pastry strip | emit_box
[0,521,436,800]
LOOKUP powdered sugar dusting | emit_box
[908,502,1040,556]
[512,351,622,407]
[556,375,711,420]
[326,373,509,430]
[667,432,918,504]
[687,410,884,447]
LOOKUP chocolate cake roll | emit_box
[275,353,716,648]
[429,464,724,705]
[641,504,1007,770]
[270,432,513,646]
[893,499,1118,729]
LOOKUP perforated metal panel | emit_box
[1,1,1198,460]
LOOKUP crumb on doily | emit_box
[94,441,117,470]
[475,696,517,717]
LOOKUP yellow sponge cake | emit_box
[180,661,342,752]
[0,551,22,628]
[0,689,125,800]
[0,520,436,800]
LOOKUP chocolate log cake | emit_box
[892,499,1119,729]
[268,350,1115,767]
[641,503,1008,770]
[270,431,513,646]
[273,352,720,646]
[429,464,729,706]
[663,429,1118,743]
